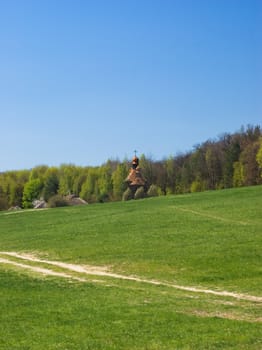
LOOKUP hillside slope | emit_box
[0,185,261,294]
[0,186,261,349]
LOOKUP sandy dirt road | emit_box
[0,251,261,304]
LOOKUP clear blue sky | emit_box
[0,0,261,171]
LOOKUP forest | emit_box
[1,125,262,210]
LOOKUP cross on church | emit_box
[134,150,138,157]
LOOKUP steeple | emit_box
[132,150,139,169]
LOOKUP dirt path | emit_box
[0,251,261,303]
[0,257,85,281]
[173,206,250,226]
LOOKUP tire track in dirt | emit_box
[0,257,85,281]
[173,206,250,226]
[0,251,261,303]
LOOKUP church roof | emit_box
[125,168,146,186]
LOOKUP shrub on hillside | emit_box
[190,180,206,193]
[122,188,133,201]
[0,196,8,211]
[147,184,159,197]
[134,186,145,200]
[48,195,69,208]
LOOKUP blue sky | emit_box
[0,0,261,171]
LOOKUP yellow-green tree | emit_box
[256,138,262,178]
[22,178,43,208]
[233,161,244,187]
[42,167,59,201]
[97,165,113,202]
[112,163,128,200]
[80,168,99,203]
[58,164,79,195]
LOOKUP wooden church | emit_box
[125,153,147,198]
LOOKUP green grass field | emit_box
[0,186,261,349]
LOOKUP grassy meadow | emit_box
[0,186,261,349]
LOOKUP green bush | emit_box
[134,186,145,200]
[147,184,159,197]
[0,196,8,211]
[191,180,204,193]
[122,188,133,201]
[48,195,69,208]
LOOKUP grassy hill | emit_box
[0,186,261,349]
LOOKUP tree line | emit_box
[1,125,262,210]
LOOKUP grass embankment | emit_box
[0,186,261,349]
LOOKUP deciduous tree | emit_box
[22,178,43,208]
[112,163,129,200]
